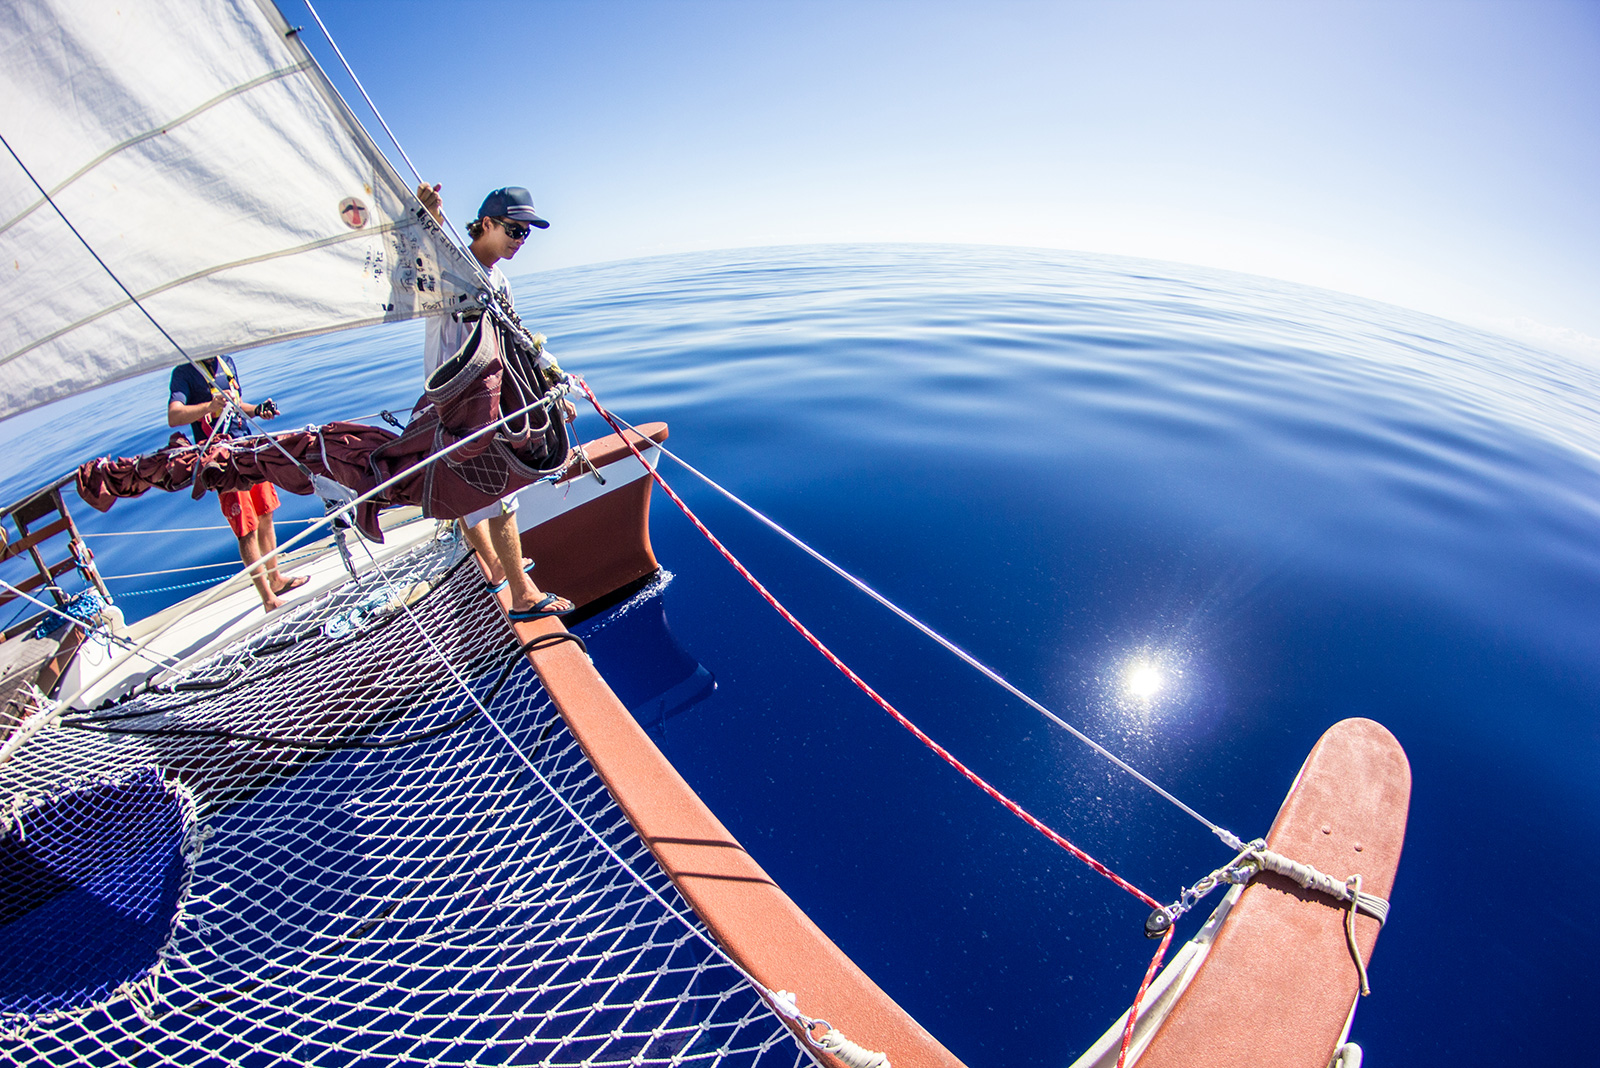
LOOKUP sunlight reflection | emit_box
[1112,649,1193,722]
[1126,662,1164,700]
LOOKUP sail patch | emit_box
[339,196,369,229]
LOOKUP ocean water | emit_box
[4,244,1596,1064]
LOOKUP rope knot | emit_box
[769,990,891,1068]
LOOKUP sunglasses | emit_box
[497,218,532,241]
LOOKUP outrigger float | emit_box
[0,1,1409,1065]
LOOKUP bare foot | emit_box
[477,555,533,586]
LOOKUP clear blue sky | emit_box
[298,0,1600,355]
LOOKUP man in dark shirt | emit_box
[168,355,306,612]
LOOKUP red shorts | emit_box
[219,482,280,538]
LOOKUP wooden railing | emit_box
[0,474,110,712]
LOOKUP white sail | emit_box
[0,0,482,422]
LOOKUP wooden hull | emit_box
[509,609,964,1068]
[1075,718,1410,1068]
[515,422,669,613]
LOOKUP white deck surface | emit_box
[60,509,441,709]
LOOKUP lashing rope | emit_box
[1150,844,1389,930]
[1256,849,1389,925]
[770,990,890,1068]
[1147,844,1387,997]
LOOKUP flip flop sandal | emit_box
[508,592,575,622]
[482,559,536,594]
[272,575,310,596]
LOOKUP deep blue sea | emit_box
[4,244,1597,1065]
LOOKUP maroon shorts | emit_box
[219,482,279,538]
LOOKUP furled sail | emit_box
[0,0,482,422]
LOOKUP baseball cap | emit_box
[476,187,549,229]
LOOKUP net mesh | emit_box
[0,533,807,1066]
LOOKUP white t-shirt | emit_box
[422,263,524,520]
[423,264,512,377]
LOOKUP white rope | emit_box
[82,519,320,537]
[596,405,1245,851]
[380,571,871,1067]
[1154,844,1389,929]
[101,546,320,581]
[769,990,891,1068]
[298,0,426,190]
[1252,849,1389,925]
[818,1030,892,1068]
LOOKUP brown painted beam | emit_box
[1136,718,1410,1068]
[511,608,965,1068]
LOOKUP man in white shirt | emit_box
[416,183,574,620]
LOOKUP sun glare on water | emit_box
[1126,662,1164,700]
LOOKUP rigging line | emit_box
[577,381,1163,909]
[101,549,319,581]
[0,60,312,239]
[593,401,1243,850]
[380,585,877,1066]
[0,577,182,669]
[0,132,202,369]
[298,0,424,189]
[1118,925,1176,1068]
[0,131,319,493]
[82,519,321,537]
[295,0,499,305]
[1,600,36,634]
[48,387,568,717]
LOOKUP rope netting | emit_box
[0,541,808,1066]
